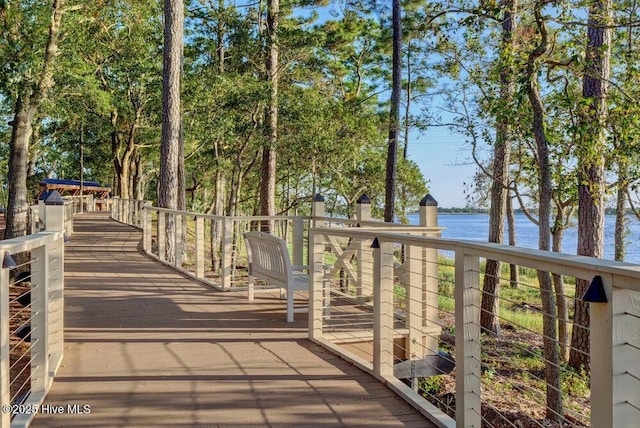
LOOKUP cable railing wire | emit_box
[474,304,591,358]
[467,339,592,418]
[472,318,592,393]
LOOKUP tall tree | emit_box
[384,0,401,222]
[570,0,613,372]
[159,0,184,261]
[260,0,279,230]
[524,4,562,419]
[480,0,517,335]
[4,0,67,239]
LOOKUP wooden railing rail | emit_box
[111,194,440,292]
[1,196,66,428]
[309,227,640,428]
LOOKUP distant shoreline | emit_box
[434,207,637,215]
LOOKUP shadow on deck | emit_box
[33,212,434,427]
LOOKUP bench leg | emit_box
[287,287,294,322]
[248,274,254,301]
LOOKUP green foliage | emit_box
[418,375,446,396]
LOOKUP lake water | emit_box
[408,213,640,264]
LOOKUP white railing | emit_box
[65,195,95,214]
[111,197,146,229]
[29,200,74,238]
[1,202,65,428]
[309,227,640,428]
[112,196,440,291]
[106,196,640,427]
[111,198,310,290]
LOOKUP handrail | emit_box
[309,227,640,428]
[315,228,640,288]
[1,203,66,428]
[112,197,441,292]
[107,197,640,427]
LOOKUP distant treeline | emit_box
[437,207,490,214]
[437,207,637,215]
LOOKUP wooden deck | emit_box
[33,212,434,427]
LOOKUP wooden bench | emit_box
[244,231,309,322]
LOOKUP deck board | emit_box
[33,212,435,427]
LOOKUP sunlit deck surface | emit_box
[33,212,434,427]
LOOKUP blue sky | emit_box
[298,5,476,208]
[406,128,471,208]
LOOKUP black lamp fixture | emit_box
[582,275,608,303]
[3,252,17,269]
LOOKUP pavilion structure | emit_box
[37,178,111,200]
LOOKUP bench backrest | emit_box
[244,231,292,287]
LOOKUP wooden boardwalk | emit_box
[33,212,434,427]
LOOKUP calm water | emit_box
[408,213,640,264]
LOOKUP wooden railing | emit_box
[1,199,66,428]
[110,196,639,427]
[111,195,440,291]
[309,228,640,428]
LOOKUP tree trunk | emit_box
[614,167,628,261]
[5,0,65,239]
[384,0,401,223]
[216,0,225,73]
[403,38,411,160]
[210,170,225,270]
[551,219,569,362]
[111,111,123,196]
[159,0,184,263]
[506,191,519,288]
[131,150,143,200]
[5,95,33,240]
[259,0,279,232]
[480,0,516,335]
[526,5,563,420]
[571,0,612,373]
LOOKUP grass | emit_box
[414,254,591,426]
[433,253,577,336]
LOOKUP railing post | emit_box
[29,192,64,398]
[143,203,152,254]
[420,194,441,356]
[309,230,325,341]
[65,200,74,236]
[589,274,613,427]
[405,244,421,360]
[195,216,204,279]
[356,195,373,300]
[293,217,304,267]
[111,197,118,221]
[44,191,65,232]
[372,238,394,379]
[158,211,166,261]
[0,252,11,428]
[455,251,481,428]
[31,239,50,396]
[221,217,233,290]
[589,274,638,427]
[175,213,183,268]
[44,192,65,376]
[135,201,141,227]
[311,194,325,228]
